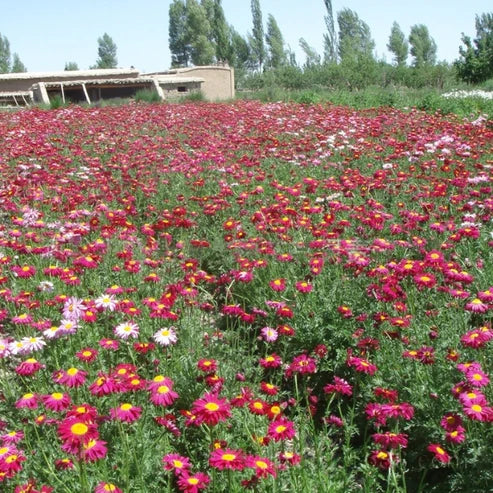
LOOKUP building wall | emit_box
[174,66,234,101]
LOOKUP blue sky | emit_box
[1,0,491,72]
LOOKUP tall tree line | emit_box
[167,0,492,86]
[0,32,27,73]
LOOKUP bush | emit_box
[134,89,162,103]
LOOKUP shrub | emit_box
[134,89,162,103]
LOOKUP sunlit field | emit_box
[0,101,491,493]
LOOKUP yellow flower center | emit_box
[70,423,88,436]
[120,403,133,411]
[222,454,236,461]
[205,402,219,412]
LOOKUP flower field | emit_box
[0,101,492,492]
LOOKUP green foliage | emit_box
[134,89,162,103]
[337,8,375,62]
[409,24,437,67]
[186,0,215,65]
[455,13,493,84]
[11,53,27,73]
[169,0,190,67]
[179,89,205,102]
[323,0,337,63]
[387,21,408,66]
[265,14,287,69]
[299,38,321,69]
[64,61,79,71]
[94,33,118,69]
[0,32,11,73]
[212,0,232,63]
[49,94,68,109]
[250,0,265,71]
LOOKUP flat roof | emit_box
[37,77,155,88]
[0,69,140,80]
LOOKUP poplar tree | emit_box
[409,24,437,67]
[212,0,232,63]
[299,38,321,68]
[265,14,286,68]
[94,33,118,69]
[337,8,375,62]
[0,33,11,73]
[250,0,265,71]
[186,0,215,65]
[169,0,190,66]
[11,53,27,73]
[387,22,408,66]
[323,0,337,63]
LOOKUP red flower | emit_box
[209,448,245,471]
[269,278,286,292]
[94,482,122,493]
[176,472,210,492]
[197,358,217,374]
[162,453,192,474]
[57,418,99,453]
[245,455,277,478]
[191,393,231,426]
[75,348,99,363]
[80,439,107,462]
[12,265,36,278]
[285,354,317,377]
[259,354,282,368]
[267,417,296,441]
[427,443,451,463]
[150,383,179,407]
[15,358,43,376]
[41,392,71,412]
[368,449,396,469]
[57,367,87,387]
[295,280,312,293]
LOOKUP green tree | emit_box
[169,0,190,67]
[299,38,321,68]
[186,0,215,65]
[387,21,408,66]
[455,13,493,83]
[64,62,79,71]
[212,0,232,63]
[0,33,11,73]
[409,24,437,67]
[11,53,27,72]
[94,33,118,69]
[337,8,375,62]
[230,27,250,69]
[250,0,265,71]
[265,14,286,68]
[323,0,337,63]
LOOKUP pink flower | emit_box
[465,298,489,313]
[260,326,278,342]
[110,403,142,423]
[42,392,71,412]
